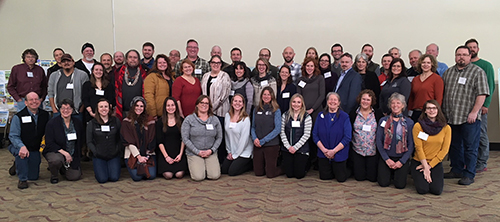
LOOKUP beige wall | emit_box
[1,0,499,140]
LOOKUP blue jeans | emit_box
[125,156,157,181]
[15,151,41,181]
[93,156,121,183]
[449,121,481,179]
[477,113,489,169]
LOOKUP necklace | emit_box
[124,67,140,86]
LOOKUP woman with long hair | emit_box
[379,58,411,115]
[251,58,277,107]
[172,59,202,118]
[276,65,297,113]
[144,54,175,118]
[230,61,253,114]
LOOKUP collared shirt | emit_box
[281,62,302,84]
[7,63,48,101]
[9,108,38,149]
[352,108,377,156]
[436,61,448,76]
[335,67,351,91]
[174,56,211,80]
[442,63,489,125]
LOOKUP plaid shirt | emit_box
[442,63,489,125]
[174,56,211,80]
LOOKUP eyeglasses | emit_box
[199,102,209,105]
[425,107,438,110]
[60,107,73,111]
[455,54,469,57]
[210,62,222,65]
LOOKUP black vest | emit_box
[16,108,49,152]
[254,104,280,146]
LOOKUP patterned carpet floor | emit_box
[1,148,499,221]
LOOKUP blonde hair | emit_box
[286,93,306,122]
[229,94,249,122]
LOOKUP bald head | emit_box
[282,46,295,64]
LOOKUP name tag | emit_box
[380,120,386,127]
[265,111,272,115]
[320,113,324,119]
[458,77,467,85]
[229,122,236,129]
[362,125,371,132]
[230,90,235,96]
[66,83,74,89]
[282,92,290,98]
[67,133,77,141]
[298,80,306,88]
[260,80,268,87]
[408,110,413,117]
[95,89,104,96]
[210,78,217,83]
[257,112,263,115]
[391,83,398,87]
[195,69,202,74]
[206,124,214,130]
[380,80,387,86]
[101,125,110,132]
[418,131,429,141]
[324,72,331,78]
[408,76,414,82]
[291,121,300,128]
[27,72,33,78]
[21,116,32,123]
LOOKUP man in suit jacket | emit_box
[334,53,362,114]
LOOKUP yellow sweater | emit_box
[412,123,451,168]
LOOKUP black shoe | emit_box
[18,180,28,189]
[444,171,462,179]
[81,155,90,162]
[51,178,59,184]
[9,162,16,176]
[458,177,474,185]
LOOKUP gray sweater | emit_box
[181,113,222,156]
[47,68,89,110]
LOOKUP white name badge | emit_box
[67,133,77,141]
[206,124,214,130]
[229,122,237,129]
[95,89,104,96]
[458,77,467,85]
[380,120,386,127]
[101,125,110,132]
[195,69,202,74]
[66,83,74,89]
[27,72,33,78]
[380,80,387,86]
[298,81,306,88]
[282,92,290,98]
[418,131,429,141]
[320,113,324,119]
[291,121,300,128]
[21,116,32,123]
[230,90,235,96]
[362,125,371,132]
[260,80,269,87]
[324,72,332,78]
[257,112,263,115]
[408,76,415,82]
[210,78,217,83]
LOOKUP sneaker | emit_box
[18,180,28,189]
[50,178,59,184]
[458,177,475,185]
[9,162,16,176]
[444,171,462,179]
[476,167,488,173]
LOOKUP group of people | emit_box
[6,38,494,196]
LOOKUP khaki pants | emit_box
[187,152,220,181]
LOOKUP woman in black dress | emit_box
[156,97,187,179]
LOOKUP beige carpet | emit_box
[1,148,499,221]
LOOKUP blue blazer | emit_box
[335,69,362,114]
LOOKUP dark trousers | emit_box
[93,156,121,183]
[282,151,308,179]
[44,152,81,181]
[449,122,480,179]
[318,158,348,182]
[410,110,422,123]
[411,159,444,195]
[350,149,378,182]
[253,145,281,178]
[221,157,252,176]
[217,116,227,164]
[377,156,410,189]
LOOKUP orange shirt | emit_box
[408,73,444,110]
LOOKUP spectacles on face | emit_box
[319,59,329,63]
[210,62,222,65]
[60,107,73,111]
[455,53,469,57]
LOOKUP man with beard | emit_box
[115,49,147,120]
[406,49,422,79]
[48,53,89,119]
[223,47,251,79]
[378,54,393,89]
[361,43,380,76]
[74,42,97,76]
[442,45,489,185]
[174,39,210,80]
[281,46,301,83]
[465,38,495,174]
[100,53,114,83]
[141,42,155,71]
[331,43,343,75]
[251,48,278,79]
[388,47,401,59]
[168,49,181,69]
[47,48,65,78]
[426,43,448,76]
[334,53,362,114]
[113,51,125,70]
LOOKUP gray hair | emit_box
[408,49,422,56]
[388,47,401,55]
[354,53,368,64]
[387,92,406,110]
